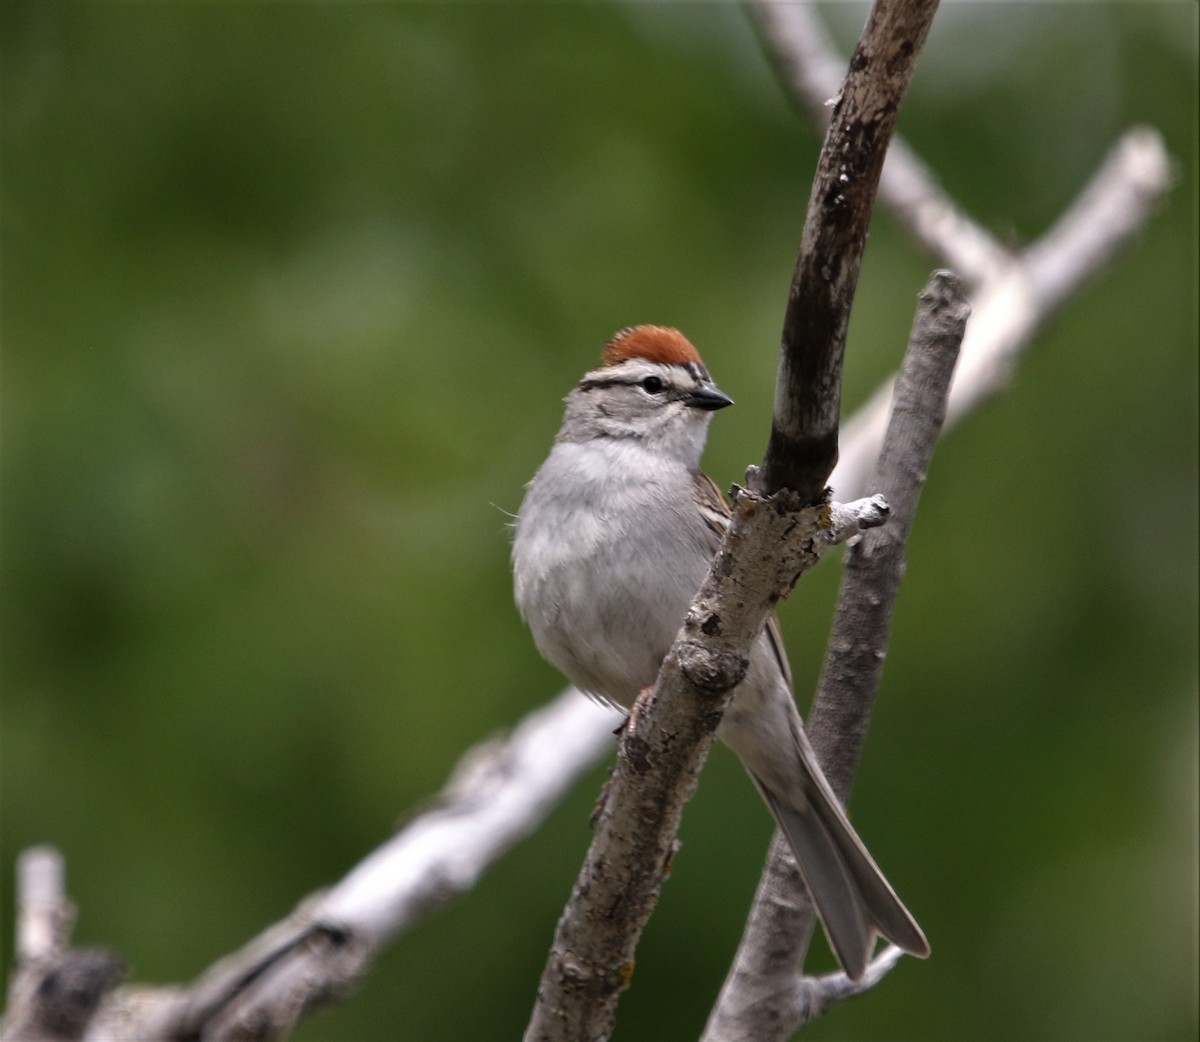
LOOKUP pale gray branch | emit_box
[833,126,1172,500]
[802,944,907,1015]
[71,692,617,1040]
[16,847,70,963]
[2,849,123,1042]
[703,270,969,1042]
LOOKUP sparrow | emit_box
[511,325,928,979]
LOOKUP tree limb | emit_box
[810,270,969,800]
[75,693,617,1040]
[702,270,969,1042]
[1,849,123,1042]
[1,7,1174,1042]
[522,495,889,1042]
[832,125,1171,500]
[759,0,942,499]
[748,0,1011,286]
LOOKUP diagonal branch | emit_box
[832,125,1171,500]
[72,692,618,1040]
[2,9,1174,1042]
[522,495,889,1042]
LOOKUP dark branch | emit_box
[754,0,942,500]
[749,0,1010,286]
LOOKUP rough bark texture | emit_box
[703,270,969,1042]
[0,7,1173,1042]
[0,849,123,1042]
[523,496,889,1042]
[808,270,970,799]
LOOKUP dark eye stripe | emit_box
[579,374,670,394]
[578,369,707,399]
[577,375,634,393]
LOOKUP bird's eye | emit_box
[641,376,664,394]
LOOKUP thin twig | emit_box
[15,847,71,963]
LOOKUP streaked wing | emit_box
[762,614,794,691]
[692,469,731,543]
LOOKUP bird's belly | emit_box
[541,548,680,704]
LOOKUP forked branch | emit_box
[1,4,1173,1041]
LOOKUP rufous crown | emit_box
[602,325,704,368]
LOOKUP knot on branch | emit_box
[620,731,654,775]
[739,468,829,509]
[676,638,749,697]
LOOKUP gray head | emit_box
[557,326,733,464]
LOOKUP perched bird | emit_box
[511,325,928,980]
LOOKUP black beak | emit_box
[682,384,734,411]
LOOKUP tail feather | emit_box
[753,773,930,981]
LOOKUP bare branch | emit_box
[800,944,907,1016]
[703,270,968,1042]
[523,494,889,1042]
[810,270,969,799]
[2,11,1174,1042]
[81,692,618,1040]
[834,126,1173,500]
[15,847,71,963]
[2,850,123,1042]
[312,690,615,943]
[759,0,942,500]
[1022,127,1174,308]
[748,0,1011,285]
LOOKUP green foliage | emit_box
[2,4,1196,1039]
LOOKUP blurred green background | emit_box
[2,3,1196,1040]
